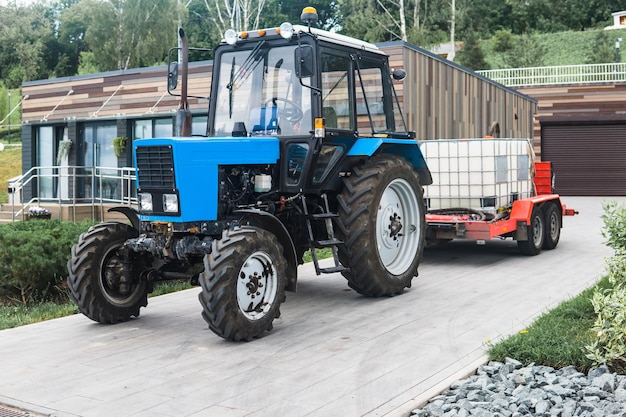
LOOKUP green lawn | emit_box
[0,145,21,204]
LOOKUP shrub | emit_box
[585,200,626,372]
[600,200,626,251]
[0,220,94,304]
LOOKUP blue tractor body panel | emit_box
[134,137,280,222]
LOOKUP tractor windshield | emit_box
[213,44,312,137]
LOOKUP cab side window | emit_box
[320,53,353,130]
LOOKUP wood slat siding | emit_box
[380,42,536,142]
[22,63,213,123]
[22,43,535,140]
[516,83,626,160]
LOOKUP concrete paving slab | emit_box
[0,196,621,417]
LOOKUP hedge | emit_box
[0,219,94,304]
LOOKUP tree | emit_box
[198,0,267,35]
[0,2,54,88]
[586,30,616,64]
[505,33,545,68]
[457,30,488,70]
[61,0,179,72]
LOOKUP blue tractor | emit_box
[67,8,432,341]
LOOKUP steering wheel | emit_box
[265,97,303,123]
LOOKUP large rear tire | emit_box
[517,207,545,256]
[198,227,287,341]
[67,222,148,323]
[336,155,426,296]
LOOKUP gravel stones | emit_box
[411,359,626,417]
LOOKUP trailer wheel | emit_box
[67,222,148,323]
[337,155,426,296]
[517,207,545,256]
[542,203,561,250]
[198,227,287,341]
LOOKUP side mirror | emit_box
[168,61,179,91]
[392,68,406,81]
[295,45,314,78]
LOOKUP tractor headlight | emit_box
[279,22,294,40]
[224,29,237,45]
[138,193,153,212]
[163,194,179,213]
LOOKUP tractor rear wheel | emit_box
[198,227,287,341]
[517,207,545,256]
[67,222,148,323]
[336,155,426,296]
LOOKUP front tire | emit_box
[336,155,426,296]
[198,227,287,341]
[67,222,148,323]
[517,207,545,256]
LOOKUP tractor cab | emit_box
[207,8,413,192]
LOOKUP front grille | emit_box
[136,145,175,188]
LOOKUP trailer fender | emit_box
[347,138,433,185]
[234,209,299,292]
[510,195,563,240]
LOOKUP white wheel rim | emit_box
[532,215,544,248]
[549,212,559,240]
[237,251,278,321]
[376,178,421,275]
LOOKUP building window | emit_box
[36,126,55,199]
[83,123,118,199]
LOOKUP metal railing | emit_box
[6,165,137,222]
[477,63,626,87]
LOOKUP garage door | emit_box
[541,123,626,196]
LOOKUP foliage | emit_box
[457,31,489,70]
[0,2,54,88]
[600,200,626,251]
[584,201,626,373]
[0,220,94,304]
[2,0,626,86]
[504,33,546,68]
[586,30,616,64]
[113,136,127,158]
[0,146,21,204]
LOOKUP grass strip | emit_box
[488,276,611,373]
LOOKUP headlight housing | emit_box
[163,194,179,213]
[138,193,153,212]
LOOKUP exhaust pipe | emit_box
[174,28,192,137]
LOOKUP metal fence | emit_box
[6,165,137,222]
[477,63,626,87]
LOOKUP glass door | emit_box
[83,123,117,199]
[36,126,55,199]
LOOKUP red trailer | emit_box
[421,140,577,255]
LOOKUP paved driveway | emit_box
[0,196,622,417]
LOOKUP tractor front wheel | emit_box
[336,155,426,297]
[198,227,287,341]
[67,222,149,323]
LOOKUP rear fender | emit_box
[234,209,298,292]
[347,138,432,185]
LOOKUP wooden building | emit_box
[19,41,536,202]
